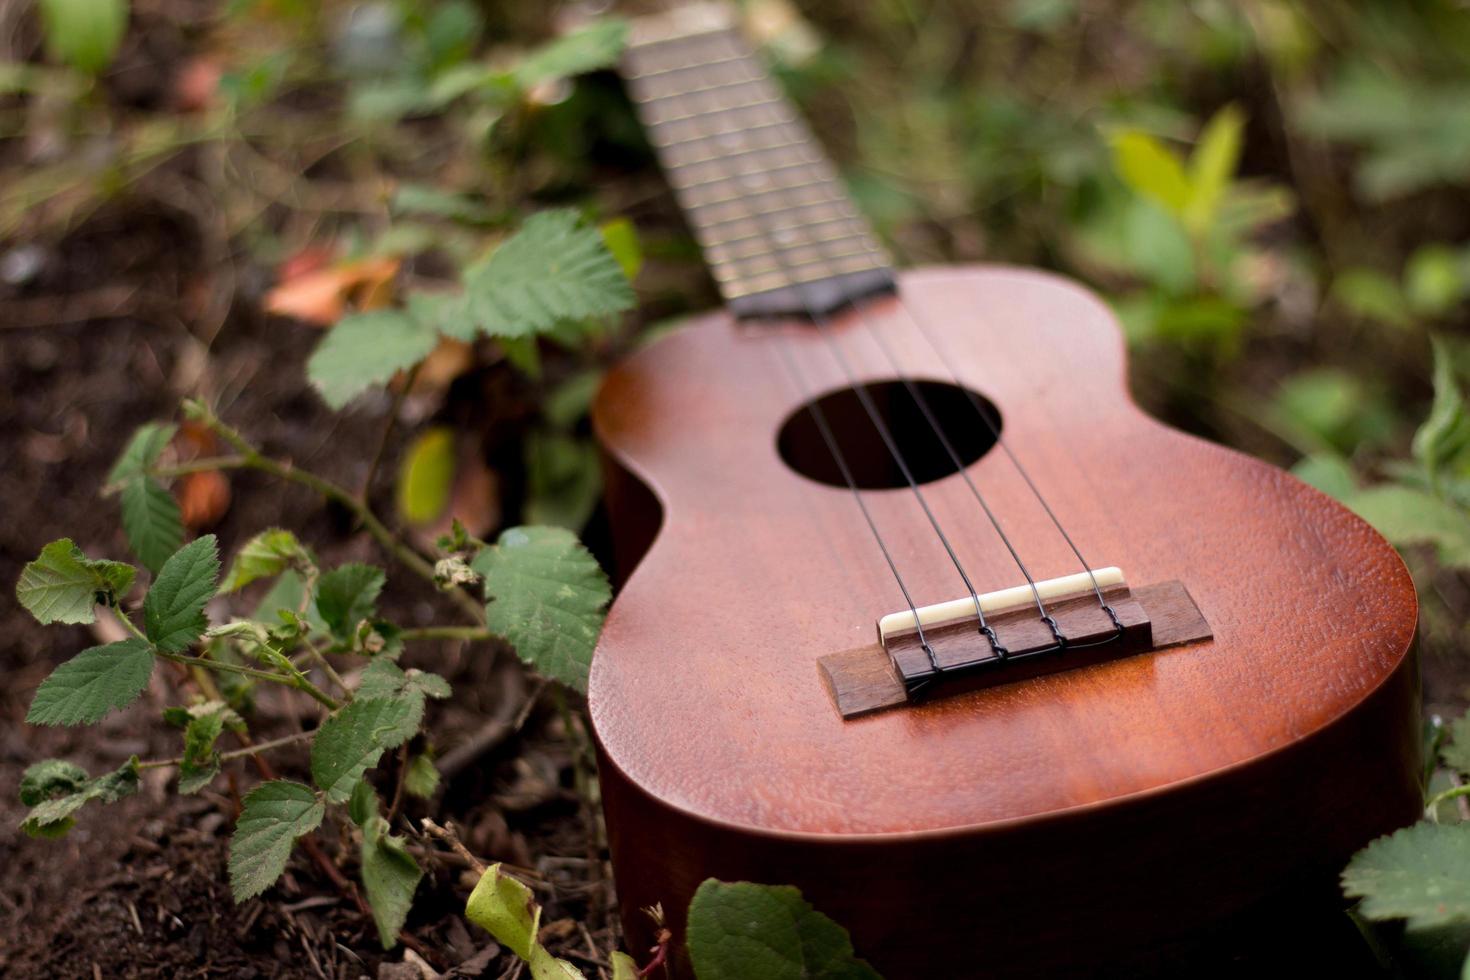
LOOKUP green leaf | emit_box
[354,660,451,743]
[1109,130,1192,218]
[361,809,423,947]
[610,952,639,980]
[1331,268,1413,329]
[121,477,183,574]
[512,18,627,90]
[525,431,601,531]
[600,217,642,282]
[1184,104,1245,236]
[27,639,154,726]
[403,752,440,799]
[1414,337,1470,484]
[311,697,418,803]
[39,0,128,75]
[307,309,439,410]
[397,427,456,526]
[1344,823,1470,930]
[21,758,140,838]
[1291,453,1358,501]
[316,563,386,640]
[1346,485,1470,568]
[16,538,135,625]
[457,210,635,341]
[1444,711,1470,778]
[143,535,220,653]
[106,422,177,489]
[222,529,310,593]
[465,864,588,979]
[687,880,881,980]
[471,526,611,693]
[1406,245,1468,317]
[229,780,325,902]
[19,759,89,805]
[177,702,239,794]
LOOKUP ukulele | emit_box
[588,5,1421,975]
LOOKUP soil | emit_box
[0,200,615,978]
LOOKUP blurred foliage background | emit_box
[5,0,1470,971]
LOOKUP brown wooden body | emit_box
[589,266,1421,977]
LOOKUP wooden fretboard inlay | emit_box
[623,5,894,318]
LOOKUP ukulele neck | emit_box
[623,4,895,319]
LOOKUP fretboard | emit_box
[622,4,895,319]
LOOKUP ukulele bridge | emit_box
[819,570,1213,718]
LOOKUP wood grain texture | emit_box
[589,266,1421,976]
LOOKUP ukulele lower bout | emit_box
[589,265,1421,977]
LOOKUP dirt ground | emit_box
[0,201,616,978]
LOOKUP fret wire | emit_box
[723,256,888,298]
[688,188,855,228]
[701,212,863,248]
[627,65,766,102]
[708,217,876,255]
[663,135,809,168]
[649,115,795,150]
[644,93,787,126]
[681,174,840,210]
[625,20,740,54]
[668,155,825,192]
[623,50,744,80]
[709,244,881,282]
[669,142,821,182]
[707,223,872,260]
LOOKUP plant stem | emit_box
[361,362,420,503]
[155,650,340,710]
[179,406,486,624]
[399,625,494,643]
[139,729,315,771]
[1426,784,1470,822]
[302,641,352,699]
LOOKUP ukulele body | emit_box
[588,266,1420,977]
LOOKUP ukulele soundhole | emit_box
[777,380,1001,489]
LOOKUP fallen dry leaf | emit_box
[178,470,231,530]
[264,255,400,326]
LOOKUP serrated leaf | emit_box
[317,564,386,640]
[222,529,310,593]
[472,526,610,693]
[1344,823,1470,930]
[512,18,627,89]
[106,422,177,489]
[687,880,882,980]
[27,639,155,726]
[19,759,89,805]
[144,535,220,653]
[307,309,439,410]
[1346,485,1470,568]
[1414,337,1470,484]
[311,698,418,803]
[16,538,135,625]
[457,210,634,341]
[355,660,451,743]
[229,780,325,901]
[403,752,440,799]
[465,864,587,979]
[1110,130,1192,218]
[121,477,184,574]
[361,812,423,947]
[178,703,237,794]
[21,758,140,837]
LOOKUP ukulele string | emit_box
[731,88,1123,643]
[890,293,1124,633]
[764,334,943,675]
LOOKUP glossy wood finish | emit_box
[589,266,1421,976]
